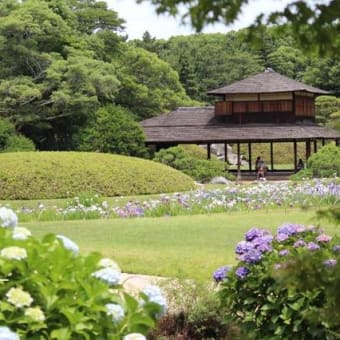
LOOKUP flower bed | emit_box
[8,179,340,222]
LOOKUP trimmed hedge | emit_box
[0,152,195,199]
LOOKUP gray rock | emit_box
[210,176,231,184]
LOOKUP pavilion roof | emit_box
[141,107,340,143]
[207,69,329,95]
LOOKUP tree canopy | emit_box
[137,0,340,55]
[0,0,191,150]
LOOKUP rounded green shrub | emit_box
[153,146,232,182]
[0,207,165,339]
[0,152,195,199]
[307,143,340,177]
[0,118,15,150]
[3,135,35,152]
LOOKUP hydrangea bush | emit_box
[0,207,166,339]
[215,223,340,339]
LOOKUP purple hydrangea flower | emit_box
[276,233,289,242]
[235,241,254,255]
[316,234,332,243]
[235,266,249,279]
[333,245,340,253]
[252,235,273,253]
[279,249,289,256]
[324,259,337,267]
[307,242,320,251]
[242,249,262,264]
[213,265,232,283]
[245,228,265,241]
[293,239,306,248]
[277,223,299,236]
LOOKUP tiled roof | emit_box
[141,107,340,143]
[207,69,329,95]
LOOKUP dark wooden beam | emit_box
[236,143,241,182]
[314,140,317,153]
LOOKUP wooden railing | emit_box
[215,100,294,116]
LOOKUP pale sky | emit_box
[107,0,294,40]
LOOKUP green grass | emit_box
[24,209,338,282]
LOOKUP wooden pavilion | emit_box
[141,69,340,174]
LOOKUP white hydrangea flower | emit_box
[1,247,27,260]
[142,285,167,316]
[91,267,121,286]
[123,333,146,340]
[0,207,18,228]
[12,227,32,240]
[24,307,45,322]
[56,235,79,254]
[105,303,125,323]
[0,326,20,340]
[98,258,121,271]
[6,287,33,308]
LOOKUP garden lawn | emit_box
[24,209,338,282]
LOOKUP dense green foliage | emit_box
[218,224,340,339]
[307,143,340,178]
[153,146,232,182]
[315,96,340,130]
[75,105,147,156]
[0,152,195,199]
[0,0,191,151]
[139,0,340,55]
[0,118,35,152]
[0,210,163,338]
[133,30,340,105]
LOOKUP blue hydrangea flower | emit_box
[56,235,79,254]
[91,267,121,286]
[0,326,20,340]
[252,235,273,253]
[323,259,337,267]
[142,285,167,317]
[235,266,249,279]
[213,265,232,283]
[105,303,125,323]
[0,207,18,228]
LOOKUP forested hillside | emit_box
[0,0,339,153]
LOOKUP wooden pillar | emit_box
[207,143,211,160]
[306,140,311,160]
[270,142,274,171]
[248,143,252,172]
[314,140,317,153]
[336,139,340,147]
[294,141,297,171]
[224,143,228,163]
[236,143,241,182]
[322,138,325,146]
